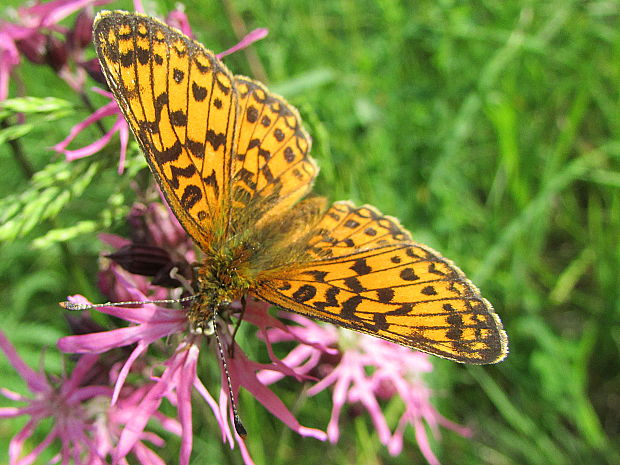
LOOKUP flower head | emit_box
[0,330,177,465]
[0,0,109,100]
[57,203,326,465]
[258,313,471,465]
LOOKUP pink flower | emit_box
[258,314,471,465]
[52,88,130,172]
[216,28,268,59]
[58,290,326,464]
[0,0,110,100]
[94,384,182,465]
[57,204,326,464]
[0,331,107,464]
[58,278,326,458]
[0,323,184,465]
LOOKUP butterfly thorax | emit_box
[187,239,256,330]
[186,198,328,330]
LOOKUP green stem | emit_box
[1,118,35,179]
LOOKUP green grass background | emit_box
[1,0,619,464]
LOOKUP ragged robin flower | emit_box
[0,330,179,465]
[58,203,326,465]
[0,0,111,101]
[258,312,472,465]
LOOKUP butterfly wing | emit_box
[95,12,319,246]
[254,202,508,364]
[94,11,239,249]
[304,201,412,258]
[230,76,318,223]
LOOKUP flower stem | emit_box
[1,119,34,179]
[79,90,108,136]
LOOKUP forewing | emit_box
[94,11,239,249]
[230,76,318,221]
[254,202,507,364]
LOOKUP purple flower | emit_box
[58,290,326,464]
[258,313,471,465]
[94,384,182,465]
[53,88,130,172]
[0,0,109,100]
[165,10,193,38]
[0,330,178,465]
[57,203,326,464]
[216,28,268,59]
[0,331,106,464]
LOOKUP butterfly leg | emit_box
[169,266,195,294]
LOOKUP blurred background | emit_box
[1,0,619,463]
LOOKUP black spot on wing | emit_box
[173,68,184,83]
[154,140,182,164]
[192,82,207,101]
[400,268,420,281]
[292,285,316,303]
[421,286,438,296]
[351,259,372,275]
[206,130,226,151]
[376,288,394,303]
[180,184,202,210]
[168,164,197,189]
[343,277,365,293]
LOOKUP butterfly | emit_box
[93,10,508,364]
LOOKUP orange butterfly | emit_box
[93,10,507,364]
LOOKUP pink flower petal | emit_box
[0,406,31,417]
[0,387,29,402]
[114,349,183,462]
[228,345,326,441]
[98,233,131,249]
[9,418,45,465]
[0,332,48,393]
[25,0,106,29]
[53,100,118,151]
[412,417,441,465]
[216,28,269,59]
[116,119,129,173]
[166,10,193,37]
[62,353,100,392]
[111,342,147,405]
[177,344,199,465]
[193,377,230,443]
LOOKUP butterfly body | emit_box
[188,194,327,328]
[94,11,508,364]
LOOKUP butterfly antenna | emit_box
[60,295,197,311]
[228,296,247,358]
[212,310,247,438]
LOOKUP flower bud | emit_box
[44,34,67,72]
